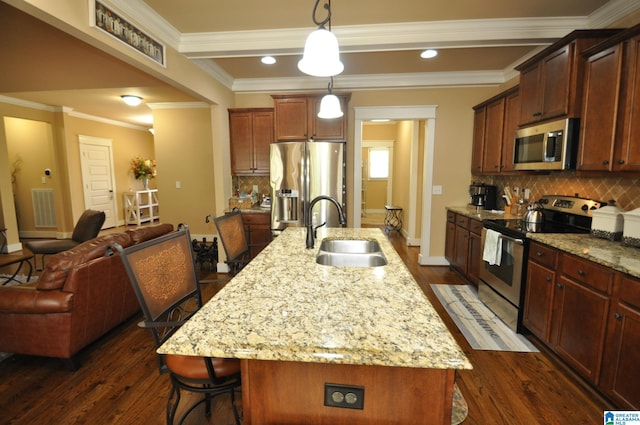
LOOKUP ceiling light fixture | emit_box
[121,95,143,106]
[261,56,276,65]
[298,0,343,77]
[318,77,343,119]
[420,49,438,59]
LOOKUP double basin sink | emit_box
[316,238,388,267]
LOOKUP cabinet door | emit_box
[243,213,272,259]
[553,275,610,384]
[274,98,309,140]
[481,98,505,174]
[471,107,485,174]
[500,89,520,172]
[467,230,482,286]
[453,226,469,274]
[310,96,347,140]
[252,111,274,174]
[617,36,640,171]
[601,275,640,409]
[229,112,255,175]
[445,220,456,264]
[578,45,623,171]
[518,65,542,125]
[540,44,572,121]
[523,261,555,342]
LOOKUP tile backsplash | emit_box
[475,172,640,211]
[233,175,270,197]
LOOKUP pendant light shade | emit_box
[298,28,344,77]
[318,93,343,119]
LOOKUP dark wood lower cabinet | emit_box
[242,212,272,259]
[445,211,482,286]
[600,275,640,409]
[524,242,640,409]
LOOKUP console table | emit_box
[124,190,159,226]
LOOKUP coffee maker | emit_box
[469,183,497,210]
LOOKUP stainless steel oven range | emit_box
[479,195,604,333]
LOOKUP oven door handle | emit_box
[497,234,525,245]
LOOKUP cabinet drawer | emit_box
[469,219,483,235]
[529,241,559,269]
[619,275,640,310]
[242,212,271,225]
[447,211,456,223]
[561,254,614,294]
[455,215,470,229]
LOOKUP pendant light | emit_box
[318,77,343,119]
[298,0,344,77]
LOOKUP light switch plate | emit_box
[432,185,443,195]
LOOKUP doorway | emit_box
[79,135,117,229]
[353,106,437,264]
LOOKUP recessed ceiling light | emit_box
[370,119,391,122]
[420,49,438,59]
[261,56,276,65]
[121,95,143,106]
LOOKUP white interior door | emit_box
[79,135,117,229]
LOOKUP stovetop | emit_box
[483,194,605,239]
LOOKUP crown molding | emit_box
[179,17,587,58]
[105,0,181,49]
[0,95,56,112]
[589,0,640,28]
[192,59,235,90]
[232,70,508,93]
[146,102,210,110]
[65,109,150,130]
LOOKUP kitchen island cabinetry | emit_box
[242,211,272,260]
[159,228,471,424]
[445,211,482,286]
[515,29,621,126]
[578,25,640,172]
[601,274,640,409]
[272,94,349,141]
[229,108,273,175]
[471,86,519,175]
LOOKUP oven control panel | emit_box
[539,195,604,217]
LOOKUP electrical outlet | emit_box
[324,383,364,410]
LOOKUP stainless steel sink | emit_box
[316,238,388,267]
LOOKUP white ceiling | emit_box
[2,0,639,128]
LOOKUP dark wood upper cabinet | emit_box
[273,94,349,141]
[579,24,640,172]
[515,29,623,126]
[229,108,274,176]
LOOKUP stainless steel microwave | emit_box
[513,118,579,171]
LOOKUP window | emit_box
[368,147,389,179]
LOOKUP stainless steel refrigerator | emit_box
[270,141,346,233]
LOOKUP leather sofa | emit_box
[0,223,174,369]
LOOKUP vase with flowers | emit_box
[131,157,156,189]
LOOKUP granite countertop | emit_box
[158,227,472,370]
[528,233,640,279]
[448,205,640,279]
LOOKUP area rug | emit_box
[431,284,538,352]
[0,273,38,286]
[452,383,468,425]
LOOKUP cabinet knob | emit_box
[602,160,610,165]
[614,312,622,320]
[556,283,563,289]
[545,276,551,282]
[578,269,585,276]
[618,159,625,165]
[536,251,544,257]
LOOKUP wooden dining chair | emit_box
[112,225,241,425]
[213,211,251,275]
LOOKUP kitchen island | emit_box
[159,227,472,425]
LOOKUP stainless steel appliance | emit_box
[469,183,497,210]
[479,195,605,332]
[270,141,346,233]
[513,118,580,171]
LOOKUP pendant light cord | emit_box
[311,0,332,29]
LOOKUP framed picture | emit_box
[89,0,166,67]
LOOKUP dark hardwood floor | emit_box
[0,227,612,424]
